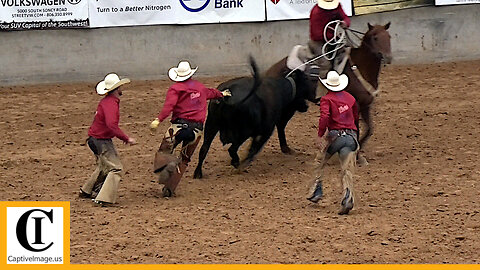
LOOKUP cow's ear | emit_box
[367,23,373,30]
[384,22,391,30]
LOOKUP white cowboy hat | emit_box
[320,71,349,92]
[96,73,131,95]
[317,0,340,10]
[168,61,198,82]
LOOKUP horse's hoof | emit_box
[357,155,369,167]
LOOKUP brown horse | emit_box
[265,22,392,158]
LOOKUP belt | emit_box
[172,118,204,131]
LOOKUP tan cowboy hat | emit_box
[168,61,198,82]
[320,71,348,92]
[96,73,131,95]
[317,0,340,10]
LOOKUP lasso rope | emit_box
[285,21,365,78]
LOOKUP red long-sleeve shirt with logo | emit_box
[157,79,224,123]
[88,95,130,143]
[318,91,358,137]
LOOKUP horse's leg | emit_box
[277,109,295,154]
[357,106,373,166]
[359,106,373,147]
[193,119,219,179]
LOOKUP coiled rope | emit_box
[285,20,365,78]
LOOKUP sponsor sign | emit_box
[0,0,88,30]
[89,0,176,27]
[266,0,353,21]
[435,0,480,4]
[89,0,265,28]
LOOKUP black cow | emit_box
[193,57,318,178]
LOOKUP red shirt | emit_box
[318,91,358,137]
[309,4,351,43]
[88,95,130,142]
[157,79,224,123]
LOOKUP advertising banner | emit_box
[176,0,265,24]
[354,0,434,15]
[89,0,176,27]
[266,0,353,21]
[89,0,266,28]
[0,0,88,30]
[435,0,480,5]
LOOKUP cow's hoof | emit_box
[237,160,251,172]
[193,168,203,179]
[281,146,295,155]
[231,160,240,169]
[357,155,369,167]
[232,167,248,174]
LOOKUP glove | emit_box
[221,89,232,97]
[150,118,160,133]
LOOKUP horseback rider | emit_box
[307,70,359,215]
[309,0,351,77]
[149,61,231,197]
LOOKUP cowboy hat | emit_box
[320,71,348,92]
[96,73,131,95]
[168,61,198,82]
[317,0,340,10]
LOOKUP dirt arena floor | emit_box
[1,60,480,264]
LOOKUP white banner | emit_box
[89,0,266,28]
[89,0,176,27]
[266,0,352,21]
[177,0,265,24]
[0,0,88,30]
[435,0,480,5]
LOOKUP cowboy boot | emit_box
[338,151,356,215]
[307,151,331,203]
[162,162,185,197]
[162,137,201,197]
[307,178,323,203]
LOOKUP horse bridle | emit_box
[346,28,389,64]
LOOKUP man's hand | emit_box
[221,89,232,97]
[127,137,137,145]
[340,20,348,29]
[150,118,160,133]
[316,136,328,152]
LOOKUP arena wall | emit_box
[0,4,479,86]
